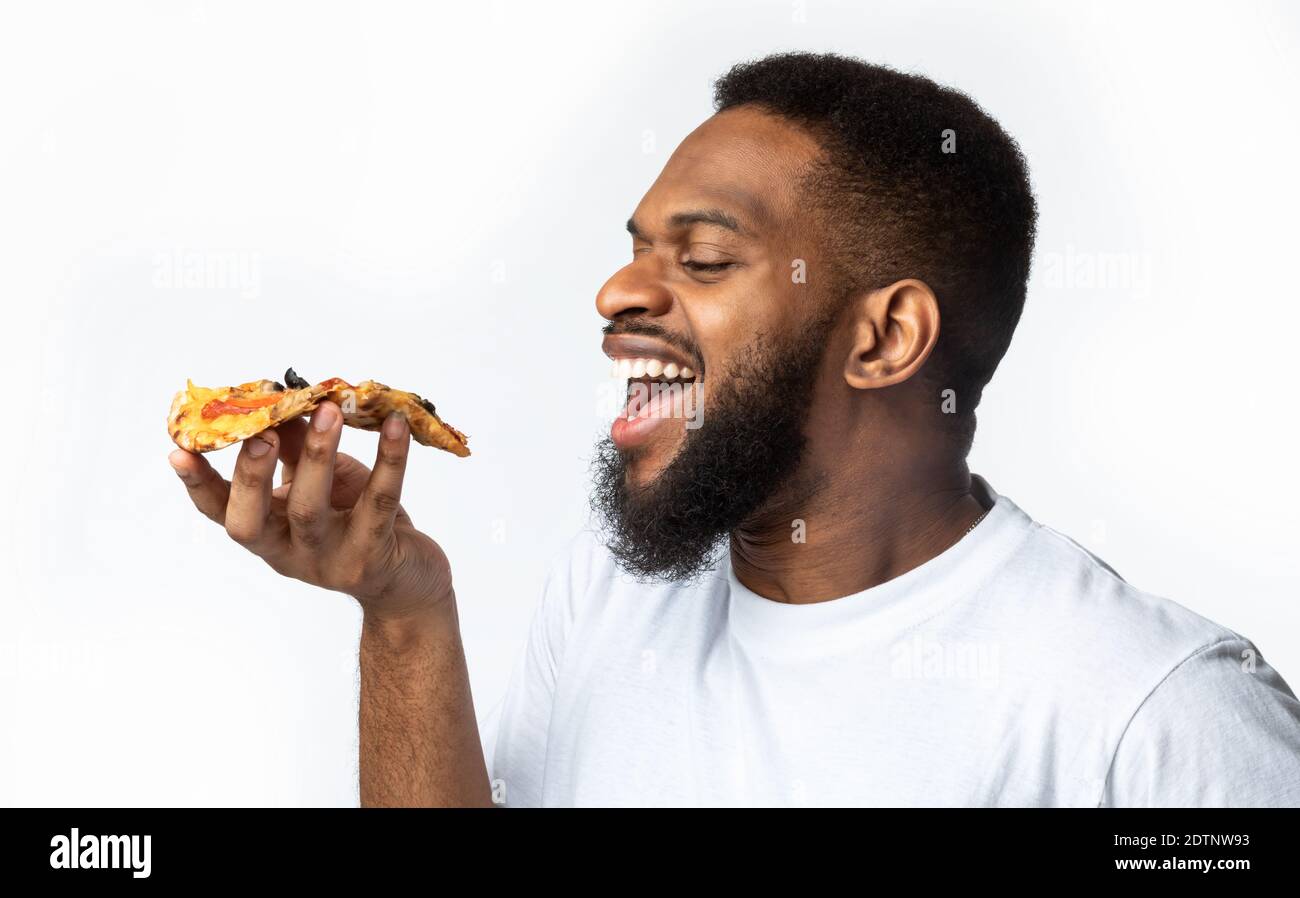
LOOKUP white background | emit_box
[1,0,1297,805]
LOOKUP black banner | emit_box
[0,808,1290,885]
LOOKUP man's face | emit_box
[592,105,842,581]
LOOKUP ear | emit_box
[842,278,941,390]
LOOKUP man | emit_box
[169,52,1300,807]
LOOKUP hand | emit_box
[168,402,454,622]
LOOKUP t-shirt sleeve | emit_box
[1101,637,1300,807]
[480,534,588,807]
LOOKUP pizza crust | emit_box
[323,381,471,458]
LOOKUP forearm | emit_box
[358,600,493,807]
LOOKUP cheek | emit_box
[692,269,803,376]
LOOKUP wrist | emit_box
[362,597,458,653]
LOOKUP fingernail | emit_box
[383,412,407,439]
[168,449,189,471]
[313,402,338,432]
[247,436,273,458]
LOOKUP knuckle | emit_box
[287,507,330,550]
[225,521,260,546]
[368,489,401,516]
[375,446,405,468]
[287,505,322,531]
[321,547,363,587]
[233,468,265,491]
[294,527,326,550]
[302,441,333,464]
[365,520,395,544]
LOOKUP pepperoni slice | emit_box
[201,393,283,419]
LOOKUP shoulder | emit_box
[996,508,1245,680]
[1101,635,1300,806]
[987,499,1300,804]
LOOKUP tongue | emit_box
[624,381,656,420]
[625,380,689,421]
[624,383,648,419]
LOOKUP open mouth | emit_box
[612,357,698,418]
[614,356,699,421]
[603,336,702,449]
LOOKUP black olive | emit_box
[419,397,437,417]
[284,367,310,389]
[272,381,286,392]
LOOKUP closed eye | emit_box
[683,260,735,273]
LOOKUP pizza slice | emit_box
[167,368,470,457]
[167,376,327,453]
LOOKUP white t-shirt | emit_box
[480,476,1300,807]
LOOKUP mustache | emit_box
[601,319,704,374]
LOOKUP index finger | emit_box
[345,412,410,549]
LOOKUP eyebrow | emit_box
[626,207,751,241]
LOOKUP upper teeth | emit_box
[611,358,695,380]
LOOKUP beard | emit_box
[590,308,838,582]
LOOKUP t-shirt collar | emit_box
[724,475,1035,659]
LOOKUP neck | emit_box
[729,452,987,604]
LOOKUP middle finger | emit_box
[286,401,342,549]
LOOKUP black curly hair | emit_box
[714,52,1037,452]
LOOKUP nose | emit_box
[596,258,673,322]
